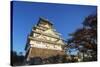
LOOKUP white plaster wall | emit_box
[30,40,62,50]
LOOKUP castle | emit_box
[25,17,66,61]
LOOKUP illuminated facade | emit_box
[25,17,65,61]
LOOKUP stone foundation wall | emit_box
[28,47,65,59]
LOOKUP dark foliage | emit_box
[67,14,97,61]
[11,50,25,66]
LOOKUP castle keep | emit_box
[25,17,65,61]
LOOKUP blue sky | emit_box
[12,1,97,54]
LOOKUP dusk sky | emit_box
[12,1,97,54]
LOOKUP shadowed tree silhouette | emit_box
[67,14,97,61]
[11,50,25,66]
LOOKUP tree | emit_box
[11,50,25,66]
[67,14,97,61]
